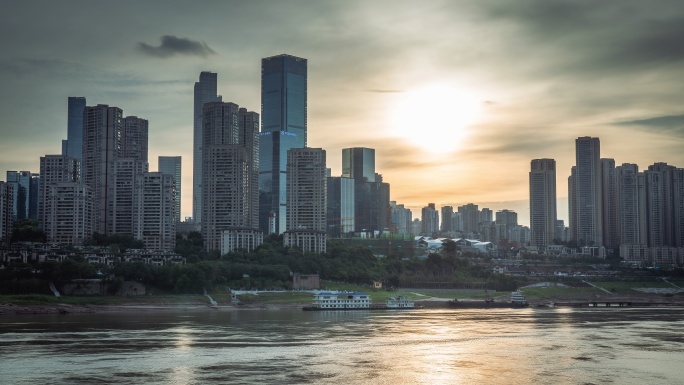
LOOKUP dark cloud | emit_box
[137,35,216,58]
[615,114,684,137]
[477,0,684,74]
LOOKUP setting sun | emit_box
[390,84,482,153]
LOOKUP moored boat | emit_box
[302,291,371,311]
[448,290,529,308]
[302,292,419,310]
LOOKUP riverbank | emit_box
[2,291,682,315]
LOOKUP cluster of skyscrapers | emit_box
[0,99,182,250]
[0,53,402,254]
[4,54,681,264]
[194,55,393,254]
[526,137,684,264]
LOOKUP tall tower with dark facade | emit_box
[64,96,86,162]
[259,54,307,234]
[529,158,557,247]
[571,137,603,246]
[158,156,182,223]
[193,72,221,224]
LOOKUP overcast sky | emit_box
[2,0,684,225]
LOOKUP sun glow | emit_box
[390,84,482,153]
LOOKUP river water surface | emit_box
[1,307,683,384]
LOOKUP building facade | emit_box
[201,102,261,252]
[133,172,176,250]
[65,96,86,163]
[39,155,80,229]
[421,203,439,236]
[529,158,557,247]
[285,147,326,253]
[600,158,619,249]
[571,137,603,246]
[327,176,355,237]
[193,71,221,224]
[0,182,13,246]
[158,156,182,223]
[43,183,93,246]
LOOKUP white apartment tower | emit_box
[529,158,557,247]
[43,183,93,246]
[134,172,176,250]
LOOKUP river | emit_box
[1,307,683,384]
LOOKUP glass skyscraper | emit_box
[259,54,307,233]
[65,97,86,162]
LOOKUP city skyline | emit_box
[2,1,684,226]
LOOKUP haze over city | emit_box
[2,0,684,225]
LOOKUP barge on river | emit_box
[448,290,529,309]
[302,291,417,311]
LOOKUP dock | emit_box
[551,301,677,307]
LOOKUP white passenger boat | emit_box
[302,291,419,311]
[385,296,416,309]
[302,291,371,310]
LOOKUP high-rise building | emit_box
[673,168,684,248]
[82,104,124,234]
[43,183,93,246]
[422,203,439,235]
[479,208,493,224]
[341,147,390,234]
[529,158,557,247]
[571,137,603,246]
[644,163,678,247]
[6,171,33,221]
[133,172,176,250]
[615,163,645,246]
[459,203,480,234]
[82,104,150,237]
[327,176,355,237]
[64,97,86,162]
[568,166,577,242]
[193,71,222,224]
[390,201,412,235]
[259,54,307,234]
[158,156,182,223]
[0,182,13,246]
[342,147,375,182]
[495,209,518,240]
[39,155,80,228]
[285,147,327,253]
[121,116,149,161]
[110,158,148,235]
[440,206,453,233]
[600,158,618,249]
[201,102,261,252]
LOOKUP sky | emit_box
[2,0,684,226]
